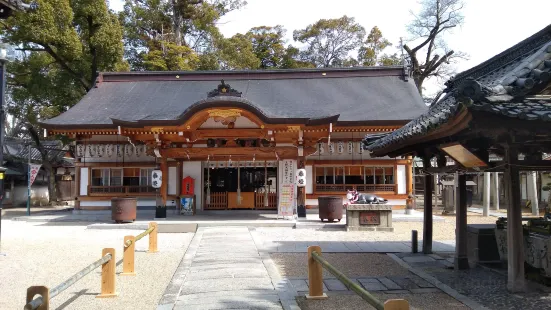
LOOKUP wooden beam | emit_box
[504,146,526,292]
[422,157,433,254]
[309,159,409,165]
[75,162,156,167]
[455,173,469,269]
[160,146,301,160]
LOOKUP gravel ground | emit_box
[0,220,193,310]
[254,213,496,243]
[296,292,469,310]
[271,253,410,278]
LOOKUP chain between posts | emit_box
[124,226,154,248]
[311,251,386,310]
[24,253,113,310]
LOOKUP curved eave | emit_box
[369,107,472,157]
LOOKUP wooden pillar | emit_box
[483,172,491,216]
[160,157,168,205]
[527,171,539,216]
[492,172,500,210]
[422,157,433,254]
[406,156,413,195]
[455,173,469,269]
[504,146,526,292]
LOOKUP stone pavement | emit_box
[249,230,456,253]
[158,227,299,310]
[394,252,551,310]
[288,274,441,295]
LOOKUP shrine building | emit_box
[41,66,425,212]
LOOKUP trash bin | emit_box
[318,196,343,222]
[297,205,306,218]
[111,197,137,223]
[467,189,473,207]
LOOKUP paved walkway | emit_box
[159,227,299,310]
[393,252,551,309]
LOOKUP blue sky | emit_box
[109,0,551,96]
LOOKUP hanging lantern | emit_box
[358,141,364,154]
[135,144,144,157]
[76,144,85,157]
[106,144,114,157]
[116,144,123,157]
[329,142,335,154]
[318,142,325,155]
[98,144,105,157]
[348,141,354,154]
[337,141,344,154]
[125,144,135,157]
[88,144,96,157]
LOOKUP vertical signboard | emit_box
[278,159,296,217]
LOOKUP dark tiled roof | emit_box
[367,24,551,154]
[41,66,427,128]
[472,98,551,121]
[3,138,68,163]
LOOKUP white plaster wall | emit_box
[397,165,406,194]
[80,168,89,196]
[182,162,202,210]
[168,166,177,195]
[305,165,313,194]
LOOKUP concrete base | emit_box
[345,204,393,232]
[347,226,394,232]
[305,293,328,300]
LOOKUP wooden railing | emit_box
[315,184,397,193]
[24,223,159,309]
[307,246,409,309]
[205,192,228,210]
[89,185,157,195]
[255,192,277,210]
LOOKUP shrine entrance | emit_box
[203,164,278,210]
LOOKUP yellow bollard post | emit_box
[97,248,118,298]
[121,236,136,276]
[384,299,410,310]
[148,222,158,253]
[26,286,49,310]
[306,246,327,299]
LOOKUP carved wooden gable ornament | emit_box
[207,80,242,98]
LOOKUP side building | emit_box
[40,66,426,213]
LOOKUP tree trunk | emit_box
[172,0,183,46]
[43,161,57,204]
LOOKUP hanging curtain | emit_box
[237,161,242,205]
[264,161,269,207]
[206,165,211,205]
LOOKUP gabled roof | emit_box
[41,66,427,129]
[367,24,551,155]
